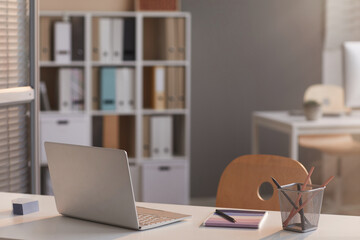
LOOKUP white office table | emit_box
[252,111,360,160]
[1,192,360,239]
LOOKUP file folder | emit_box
[123,18,136,61]
[103,115,119,148]
[92,116,103,147]
[143,115,150,157]
[166,67,176,109]
[71,17,85,61]
[58,68,72,112]
[92,17,100,61]
[54,21,72,63]
[150,116,173,158]
[92,67,99,110]
[99,18,112,62]
[176,18,186,60]
[165,18,176,60]
[40,17,51,61]
[70,68,84,111]
[100,68,116,110]
[153,66,166,109]
[112,18,124,62]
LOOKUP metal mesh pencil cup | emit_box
[278,183,325,233]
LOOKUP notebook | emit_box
[204,209,267,229]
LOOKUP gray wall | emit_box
[182,0,324,197]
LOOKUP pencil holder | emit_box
[278,183,325,233]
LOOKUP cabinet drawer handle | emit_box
[57,120,69,125]
[159,166,170,171]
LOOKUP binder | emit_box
[112,18,124,62]
[177,67,185,108]
[58,68,72,112]
[70,68,84,111]
[150,116,173,158]
[92,17,100,61]
[116,68,135,111]
[164,18,176,60]
[119,116,135,157]
[143,115,150,157]
[103,115,119,149]
[166,67,176,109]
[92,116,103,147]
[40,17,51,61]
[176,18,186,60]
[92,67,99,110]
[124,68,135,110]
[123,18,136,61]
[153,66,166,109]
[71,17,85,61]
[54,21,72,63]
[143,67,153,109]
[40,81,51,111]
[100,68,116,110]
[99,18,112,62]
[115,68,126,111]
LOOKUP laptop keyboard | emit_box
[138,213,174,226]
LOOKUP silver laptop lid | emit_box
[45,142,139,229]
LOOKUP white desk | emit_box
[252,111,360,160]
[1,192,360,239]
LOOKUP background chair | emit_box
[216,154,309,211]
[300,84,360,210]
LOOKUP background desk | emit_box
[252,111,360,160]
[1,192,360,239]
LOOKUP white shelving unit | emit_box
[39,11,191,204]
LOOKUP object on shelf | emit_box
[54,20,72,63]
[143,17,185,60]
[123,18,136,61]
[151,115,173,158]
[71,17,85,61]
[40,81,51,111]
[135,0,180,11]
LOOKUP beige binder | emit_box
[92,67,99,110]
[143,116,150,157]
[165,18,176,60]
[92,17,100,61]
[176,18,186,60]
[103,115,119,149]
[40,17,51,61]
[176,67,185,109]
[166,67,176,109]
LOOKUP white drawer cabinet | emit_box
[40,114,91,165]
[142,161,189,204]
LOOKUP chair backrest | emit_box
[303,84,346,114]
[216,155,309,211]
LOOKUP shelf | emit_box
[91,110,137,116]
[138,157,188,164]
[40,61,85,67]
[142,60,188,66]
[92,61,136,67]
[40,111,87,116]
[142,109,187,115]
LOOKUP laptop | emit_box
[44,142,190,230]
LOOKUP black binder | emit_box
[71,17,85,61]
[123,18,136,61]
[92,116,103,147]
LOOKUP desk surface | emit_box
[254,111,360,128]
[1,192,360,240]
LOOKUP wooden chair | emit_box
[216,155,309,211]
[303,84,350,114]
[300,84,360,209]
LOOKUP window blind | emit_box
[0,0,31,193]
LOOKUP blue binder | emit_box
[100,67,116,110]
